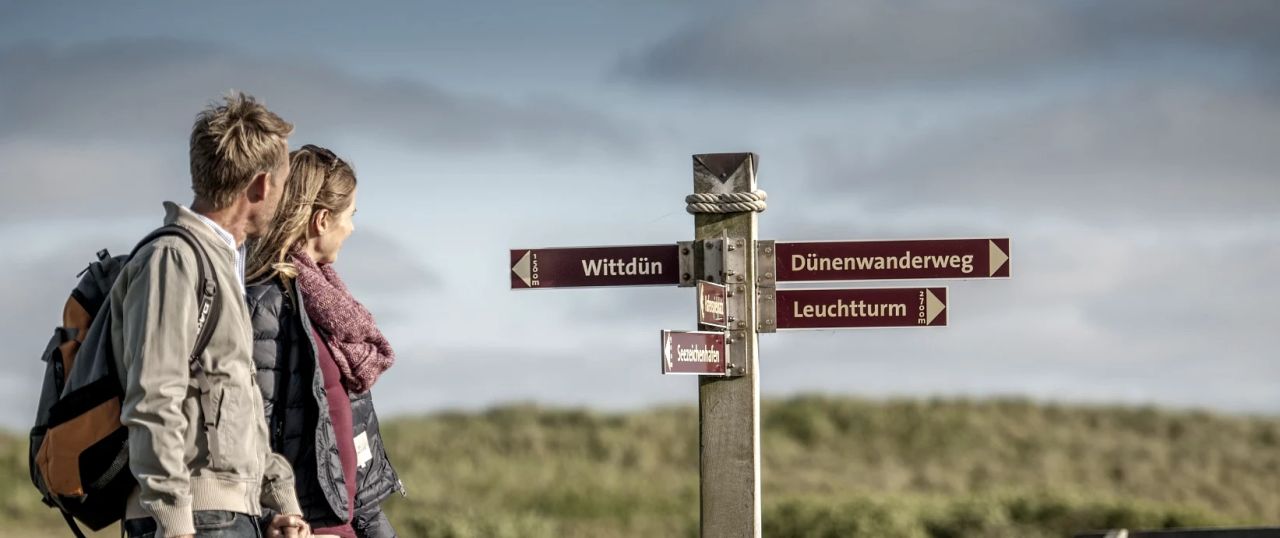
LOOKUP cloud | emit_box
[0,139,189,221]
[0,38,641,221]
[804,82,1280,221]
[331,228,442,295]
[0,38,636,150]
[751,219,1280,415]
[373,345,691,418]
[0,221,443,429]
[0,231,136,429]
[617,0,1280,93]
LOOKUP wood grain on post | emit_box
[693,153,761,537]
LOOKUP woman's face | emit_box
[313,187,357,264]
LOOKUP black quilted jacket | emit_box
[246,279,404,537]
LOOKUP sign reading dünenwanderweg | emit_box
[776,238,1010,282]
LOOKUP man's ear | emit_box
[247,171,270,203]
[310,208,331,236]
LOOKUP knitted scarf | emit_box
[291,250,395,393]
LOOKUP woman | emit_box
[245,145,403,538]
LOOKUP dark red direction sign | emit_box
[511,245,680,289]
[776,238,1009,282]
[697,281,728,328]
[776,287,947,330]
[662,330,728,376]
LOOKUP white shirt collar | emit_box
[186,207,247,288]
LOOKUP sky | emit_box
[1,0,1277,429]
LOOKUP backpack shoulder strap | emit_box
[129,225,223,370]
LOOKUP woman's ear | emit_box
[310,208,331,237]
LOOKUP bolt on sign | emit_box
[774,287,947,330]
[510,245,680,289]
[697,281,728,328]
[662,330,728,376]
[776,238,1010,282]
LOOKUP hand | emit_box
[265,513,311,538]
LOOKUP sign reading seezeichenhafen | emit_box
[776,287,948,330]
[776,238,1010,282]
[662,330,728,376]
[511,245,680,289]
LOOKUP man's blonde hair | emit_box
[189,92,294,210]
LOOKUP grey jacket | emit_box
[109,202,301,537]
[246,278,402,537]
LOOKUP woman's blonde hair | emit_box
[246,144,357,283]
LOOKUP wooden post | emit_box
[693,153,761,537]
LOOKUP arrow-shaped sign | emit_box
[510,245,681,289]
[664,332,674,371]
[775,287,948,330]
[512,250,533,287]
[661,330,727,376]
[988,240,1009,277]
[776,238,1010,282]
[925,288,946,324]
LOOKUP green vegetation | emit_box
[4,397,1278,537]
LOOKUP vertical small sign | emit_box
[697,280,728,328]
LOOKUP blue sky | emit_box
[1,0,1277,428]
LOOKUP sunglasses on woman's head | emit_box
[300,144,341,172]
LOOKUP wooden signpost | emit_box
[509,152,1011,537]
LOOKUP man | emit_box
[110,92,311,538]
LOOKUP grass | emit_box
[4,397,1278,537]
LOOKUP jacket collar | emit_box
[162,201,238,257]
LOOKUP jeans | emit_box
[124,510,262,538]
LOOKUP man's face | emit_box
[247,146,290,239]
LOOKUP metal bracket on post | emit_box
[700,238,726,285]
[755,240,776,334]
[678,241,696,287]
[723,234,749,376]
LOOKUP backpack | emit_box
[29,224,223,538]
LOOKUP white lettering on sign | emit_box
[703,296,725,317]
[793,299,907,318]
[581,257,664,277]
[791,251,974,274]
[677,345,722,363]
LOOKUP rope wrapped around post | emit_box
[685,190,768,214]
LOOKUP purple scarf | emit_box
[291,250,395,393]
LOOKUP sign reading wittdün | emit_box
[662,330,728,376]
[775,287,947,330]
[776,238,1010,282]
[510,245,680,289]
